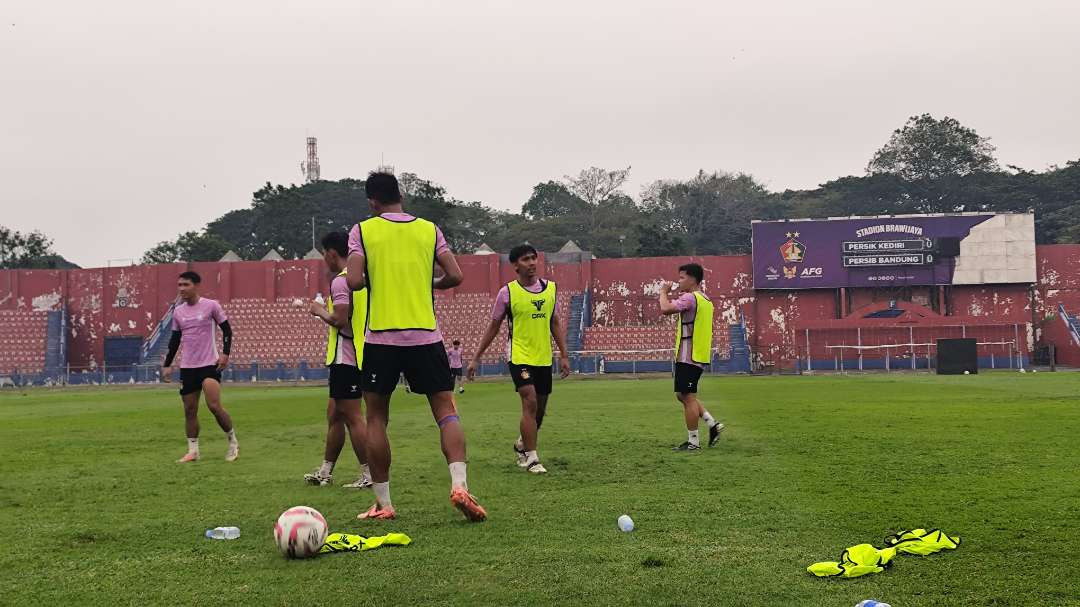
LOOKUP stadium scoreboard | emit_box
[752,213,1036,289]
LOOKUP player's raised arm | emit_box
[310,298,350,330]
[658,280,681,315]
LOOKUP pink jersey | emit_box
[673,292,704,369]
[447,346,463,369]
[347,213,450,347]
[171,297,228,368]
[328,274,357,367]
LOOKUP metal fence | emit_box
[793,323,1028,373]
[0,348,753,388]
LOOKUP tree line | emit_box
[3,114,1078,270]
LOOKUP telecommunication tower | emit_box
[300,137,321,183]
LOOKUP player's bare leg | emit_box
[338,398,371,488]
[516,385,546,474]
[672,392,702,451]
[306,398,345,485]
[429,391,486,521]
[178,390,201,462]
[202,378,238,461]
[358,392,396,520]
[674,393,722,450]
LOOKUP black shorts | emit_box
[450,367,463,378]
[328,364,363,400]
[361,342,454,395]
[508,363,553,395]
[674,362,704,394]
[179,365,221,396]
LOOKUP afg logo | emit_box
[785,265,823,279]
[780,231,806,263]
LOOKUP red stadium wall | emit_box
[1034,245,1080,366]
[1,245,1078,369]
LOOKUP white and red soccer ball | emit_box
[274,506,328,559]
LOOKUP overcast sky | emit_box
[3,0,1078,268]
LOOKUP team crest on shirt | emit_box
[529,299,547,319]
[520,368,531,380]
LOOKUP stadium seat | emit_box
[0,310,49,373]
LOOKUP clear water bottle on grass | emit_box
[856,601,890,607]
[206,526,240,540]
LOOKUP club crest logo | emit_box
[783,266,797,279]
[520,368,531,380]
[780,231,806,263]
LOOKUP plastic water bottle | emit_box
[205,526,241,540]
[617,515,634,532]
[856,601,891,607]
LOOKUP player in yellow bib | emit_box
[469,244,571,474]
[345,171,486,522]
[301,231,371,489]
[658,263,725,451]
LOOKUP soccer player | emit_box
[468,244,571,474]
[448,340,465,394]
[161,271,239,462]
[302,231,372,489]
[658,263,725,451]
[346,171,486,522]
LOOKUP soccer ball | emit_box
[274,506,328,559]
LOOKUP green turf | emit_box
[2,373,1079,606]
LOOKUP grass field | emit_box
[2,372,1079,606]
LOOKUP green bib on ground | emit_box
[508,279,556,366]
[674,291,714,364]
[325,269,368,368]
[807,529,961,578]
[359,216,437,332]
[318,531,412,553]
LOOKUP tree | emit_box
[521,181,589,219]
[562,166,632,206]
[867,114,999,180]
[141,231,234,264]
[641,171,777,255]
[0,226,70,269]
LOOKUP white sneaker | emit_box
[225,442,239,462]
[525,460,547,474]
[514,442,528,467]
[342,475,373,489]
[303,468,332,486]
[177,451,200,463]
[458,387,465,394]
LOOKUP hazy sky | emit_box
[3,0,1078,268]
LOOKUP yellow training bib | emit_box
[507,279,556,366]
